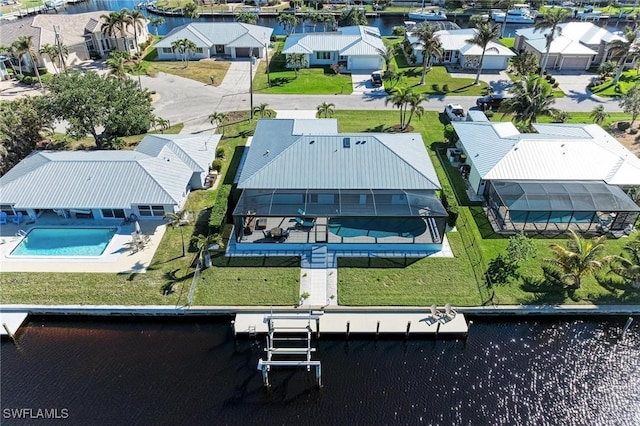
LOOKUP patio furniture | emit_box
[445,303,457,319]
[297,208,306,216]
[0,212,7,225]
[256,218,267,229]
[269,227,283,238]
[430,304,442,319]
[11,212,23,224]
[295,217,315,228]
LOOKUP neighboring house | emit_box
[0,12,149,73]
[282,26,386,71]
[154,23,273,61]
[514,22,627,70]
[230,119,448,256]
[0,134,219,221]
[408,28,515,70]
[452,121,640,233]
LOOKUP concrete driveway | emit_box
[552,71,598,98]
[350,70,387,97]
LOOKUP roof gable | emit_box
[282,26,385,56]
[155,22,272,49]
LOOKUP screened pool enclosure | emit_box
[487,181,640,234]
[232,189,448,245]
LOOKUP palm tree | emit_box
[609,233,640,289]
[152,116,170,133]
[12,36,42,88]
[546,230,611,289]
[191,233,224,268]
[39,43,63,73]
[608,27,640,86]
[127,58,146,88]
[171,38,197,67]
[101,10,130,52]
[278,13,299,36]
[376,47,393,72]
[316,101,335,118]
[106,53,128,80]
[590,105,608,125]
[164,211,187,257]
[127,9,146,54]
[467,23,501,85]
[209,111,229,136]
[411,24,443,85]
[149,16,165,37]
[253,103,276,118]
[385,86,419,131]
[534,8,571,71]
[286,53,308,78]
[500,75,557,131]
[495,0,516,38]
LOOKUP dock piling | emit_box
[2,323,16,344]
[405,321,411,338]
[622,317,634,338]
[346,321,350,339]
[376,321,380,337]
[316,318,320,339]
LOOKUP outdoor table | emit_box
[269,227,283,238]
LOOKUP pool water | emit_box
[11,227,118,257]
[329,218,426,239]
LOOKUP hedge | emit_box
[209,184,232,234]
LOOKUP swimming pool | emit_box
[11,227,118,257]
[328,218,427,239]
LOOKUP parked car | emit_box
[371,71,383,87]
[476,94,509,111]
[444,104,466,122]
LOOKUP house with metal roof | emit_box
[0,134,219,222]
[282,26,386,71]
[514,22,627,70]
[0,11,149,73]
[408,28,515,70]
[452,121,640,234]
[154,22,272,61]
[229,119,448,256]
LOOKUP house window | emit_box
[316,51,331,60]
[162,48,173,54]
[195,47,203,54]
[128,39,135,50]
[443,51,452,62]
[0,204,14,214]
[101,209,126,219]
[138,205,165,217]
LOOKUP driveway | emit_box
[350,70,387,97]
[552,71,600,101]
[445,68,513,94]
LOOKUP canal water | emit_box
[63,0,628,37]
[1,316,638,425]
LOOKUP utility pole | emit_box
[53,25,66,74]
[264,40,270,88]
[249,54,254,119]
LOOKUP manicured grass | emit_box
[386,39,489,96]
[499,37,515,49]
[144,57,230,86]
[253,42,353,95]
[591,69,639,97]
[535,112,632,128]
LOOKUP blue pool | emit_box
[11,227,118,257]
[329,218,426,239]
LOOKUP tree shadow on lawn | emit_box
[364,124,397,133]
[452,83,476,93]
[592,274,640,303]
[338,257,422,268]
[517,268,573,304]
[267,76,295,87]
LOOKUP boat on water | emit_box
[408,7,448,21]
[44,0,64,7]
[491,4,536,24]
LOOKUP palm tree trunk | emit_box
[420,57,427,85]
[475,49,486,85]
[613,60,626,85]
[502,14,507,38]
[180,227,185,257]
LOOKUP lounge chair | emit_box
[297,208,306,216]
[294,217,315,227]
[0,212,7,225]
[11,212,23,225]
[445,303,457,319]
[430,304,442,319]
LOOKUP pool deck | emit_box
[0,220,165,273]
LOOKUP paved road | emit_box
[141,65,622,134]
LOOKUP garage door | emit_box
[480,56,508,70]
[235,47,251,58]
[560,56,590,70]
[349,56,381,71]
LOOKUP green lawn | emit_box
[591,69,639,97]
[385,38,490,96]
[143,56,230,86]
[253,42,353,95]
[499,37,515,50]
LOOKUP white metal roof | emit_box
[237,119,441,191]
[515,22,624,45]
[455,122,640,186]
[155,22,273,49]
[0,135,217,210]
[282,26,385,56]
[525,36,597,55]
[409,28,514,57]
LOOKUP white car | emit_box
[444,104,466,122]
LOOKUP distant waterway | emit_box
[1,316,639,425]
[62,0,629,37]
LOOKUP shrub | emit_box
[443,84,449,92]
[484,110,494,118]
[21,76,34,85]
[630,128,638,135]
[552,82,559,88]
[216,147,225,159]
[211,159,223,172]
[443,124,458,145]
[209,184,232,234]
[617,121,631,131]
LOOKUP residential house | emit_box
[0,11,149,73]
[514,22,627,70]
[282,26,386,71]
[154,22,273,60]
[408,28,515,70]
[0,134,219,222]
[230,119,448,256]
[452,121,640,233]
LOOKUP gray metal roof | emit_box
[155,22,273,49]
[0,134,217,210]
[282,26,385,56]
[237,119,440,191]
[515,22,624,45]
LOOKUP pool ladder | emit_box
[15,229,27,238]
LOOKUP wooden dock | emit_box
[235,311,467,336]
[1,311,28,338]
